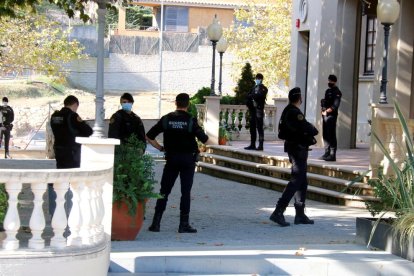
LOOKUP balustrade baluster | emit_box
[28,183,47,249]
[234,109,241,129]
[95,181,105,241]
[264,109,270,129]
[67,182,83,246]
[89,181,99,243]
[2,182,21,250]
[79,183,93,245]
[50,182,69,248]
[227,109,233,128]
[241,110,247,130]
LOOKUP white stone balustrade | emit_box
[0,167,113,250]
[369,107,414,177]
[196,104,278,141]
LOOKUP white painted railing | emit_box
[0,166,112,250]
[196,104,277,141]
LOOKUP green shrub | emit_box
[0,185,7,225]
[234,63,255,105]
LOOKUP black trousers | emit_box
[277,145,309,208]
[0,128,11,154]
[322,114,338,151]
[249,109,264,144]
[54,146,81,169]
[154,153,196,215]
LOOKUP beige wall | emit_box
[188,7,234,33]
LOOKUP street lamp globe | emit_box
[377,0,400,24]
[216,37,228,54]
[207,15,223,42]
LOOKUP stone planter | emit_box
[111,200,145,241]
[356,217,414,261]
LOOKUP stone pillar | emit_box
[369,104,394,177]
[273,97,288,140]
[204,96,222,145]
[76,137,120,239]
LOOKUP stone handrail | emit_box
[0,166,113,250]
[370,116,414,176]
[196,104,277,141]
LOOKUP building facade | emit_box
[290,0,413,147]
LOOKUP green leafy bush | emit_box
[113,135,160,217]
[0,185,7,226]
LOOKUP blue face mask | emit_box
[255,79,262,85]
[121,102,133,112]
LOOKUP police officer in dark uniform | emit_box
[320,74,342,161]
[245,73,268,151]
[50,95,93,168]
[270,87,318,227]
[108,93,146,145]
[146,93,209,233]
[0,97,14,159]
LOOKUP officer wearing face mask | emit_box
[245,73,268,151]
[0,97,14,159]
[108,93,146,145]
[320,74,342,162]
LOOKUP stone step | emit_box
[197,162,377,208]
[206,146,369,183]
[108,244,414,275]
[201,153,373,196]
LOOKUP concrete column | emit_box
[203,96,222,145]
[273,98,288,140]
[76,137,120,239]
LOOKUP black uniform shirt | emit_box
[246,84,268,110]
[146,110,208,154]
[0,105,14,127]
[279,104,318,150]
[50,107,93,148]
[108,110,146,144]
[323,86,342,115]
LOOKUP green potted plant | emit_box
[356,102,414,261]
[219,125,231,145]
[111,134,160,241]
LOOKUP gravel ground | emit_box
[111,161,372,251]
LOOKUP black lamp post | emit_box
[216,37,228,96]
[206,15,223,96]
[377,0,400,104]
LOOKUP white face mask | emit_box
[2,102,7,106]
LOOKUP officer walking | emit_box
[270,87,318,227]
[50,95,93,168]
[108,93,146,145]
[320,74,342,161]
[245,73,268,151]
[146,93,209,233]
[0,97,14,159]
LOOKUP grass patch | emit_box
[0,78,67,99]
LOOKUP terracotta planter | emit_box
[356,217,414,261]
[218,137,227,145]
[111,200,145,241]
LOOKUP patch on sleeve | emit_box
[297,114,304,121]
[77,116,83,123]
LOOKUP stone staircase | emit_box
[197,145,377,208]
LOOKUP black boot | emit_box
[178,214,197,233]
[319,148,330,160]
[323,148,336,162]
[256,140,264,151]
[294,203,314,225]
[148,211,163,232]
[269,204,290,227]
[244,143,256,150]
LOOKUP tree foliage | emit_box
[225,0,292,88]
[0,12,85,77]
[234,62,255,104]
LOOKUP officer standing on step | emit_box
[270,87,318,227]
[245,73,268,151]
[320,74,342,161]
[146,93,209,233]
